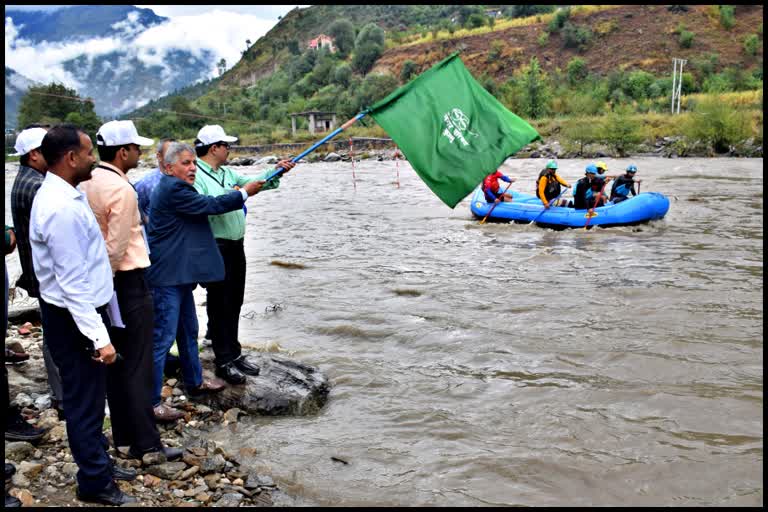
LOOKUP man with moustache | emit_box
[146,142,266,413]
[80,120,185,450]
[29,124,138,505]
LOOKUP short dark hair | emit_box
[40,124,85,167]
[96,134,133,162]
[19,153,31,167]
[194,138,214,158]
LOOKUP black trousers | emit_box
[39,299,112,494]
[107,268,161,452]
[206,238,246,366]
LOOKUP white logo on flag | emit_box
[441,108,478,147]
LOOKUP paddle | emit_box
[637,180,641,194]
[584,178,611,231]
[479,181,513,225]
[530,186,570,225]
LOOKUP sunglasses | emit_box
[216,142,231,149]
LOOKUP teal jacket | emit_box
[192,159,280,241]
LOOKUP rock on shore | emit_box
[4,314,327,507]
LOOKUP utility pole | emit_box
[671,58,687,114]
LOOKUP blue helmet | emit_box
[626,164,638,173]
[585,163,597,175]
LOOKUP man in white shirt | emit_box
[29,124,138,506]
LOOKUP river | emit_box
[3,157,763,506]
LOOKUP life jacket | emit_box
[610,175,635,201]
[536,170,561,201]
[573,177,602,209]
[482,171,503,195]
[482,171,504,201]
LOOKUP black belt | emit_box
[215,238,244,246]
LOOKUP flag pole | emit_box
[264,111,369,183]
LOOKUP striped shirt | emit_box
[10,164,46,297]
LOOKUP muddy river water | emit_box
[4,157,763,506]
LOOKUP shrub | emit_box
[744,34,759,56]
[400,60,417,82]
[685,95,750,152]
[466,13,486,29]
[562,22,592,50]
[566,57,588,85]
[626,70,655,100]
[488,40,504,62]
[537,31,549,46]
[547,7,570,33]
[600,107,641,156]
[352,42,383,74]
[718,5,735,30]
[679,30,694,48]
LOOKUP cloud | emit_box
[5,6,300,91]
[5,16,122,90]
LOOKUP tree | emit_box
[566,57,588,85]
[17,83,101,134]
[354,23,385,48]
[217,58,227,76]
[352,43,383,75]
[333,63,352,87]
[328,19,355,57]
[518,57,551,119]
[400,60,417,83]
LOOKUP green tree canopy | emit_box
[17,83,101,135]
[328,19,355,58]
[355,22,385,48]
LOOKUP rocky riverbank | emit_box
[5,313,328,507]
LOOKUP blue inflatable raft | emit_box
[469,187,670,229]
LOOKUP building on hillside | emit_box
[484,9,502,18]
[307,34,336,53]
[289,111,337,136]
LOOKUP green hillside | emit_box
[127,4,763,156]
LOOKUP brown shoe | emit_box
[153,404,185,423]
[187,377,226,397]
[5,346,29,364]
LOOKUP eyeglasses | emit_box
[216,142,230,149]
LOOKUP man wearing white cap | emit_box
[193,124,296,384]
[9,124,66,422]
[80,120,182,459]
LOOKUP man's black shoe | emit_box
[5,410,46,442]
[232,355,260,376]
[128,445,183,462]
[111,461,137,481]
[5,463,16,479]
[215,362,247,384]
[5,495,21,507]
[76,481,138,506]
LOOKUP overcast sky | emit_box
[5,5,306,92]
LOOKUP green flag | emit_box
[368,53,540,208]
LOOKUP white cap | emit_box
[12,127,48,156]
[96,120,154,147]
[195,124,238,146]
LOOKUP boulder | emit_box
[196,352,329,416]
[227,157,255,166]
[323,152,341,162]
[256,156,278,165]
